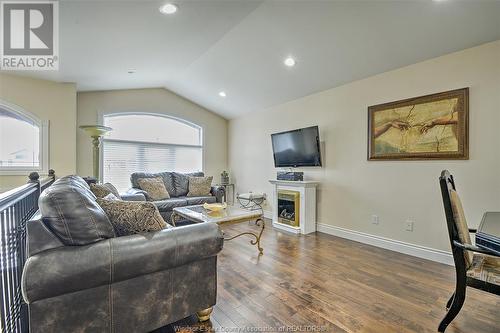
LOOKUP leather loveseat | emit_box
[127,171,225,223]
[21,175,223,332]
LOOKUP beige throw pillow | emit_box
[90,183,122,199]
[137,177,170,201]
[103,193,120,201]
[187,176,213,197]
[97,198,169,236]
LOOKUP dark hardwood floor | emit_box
[158,220,499,333]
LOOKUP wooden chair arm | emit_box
[453,240,500,257]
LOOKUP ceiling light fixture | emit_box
[159,3,178,15]
[284,57,296,67]
[219,91,227,98]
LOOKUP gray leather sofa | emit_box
[21,175,224,332]
[127,172,225,223]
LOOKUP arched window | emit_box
[0,102,48,174]
[102,113,203,191]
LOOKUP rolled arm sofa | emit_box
[126,171,225,223]
[22,175,224,332]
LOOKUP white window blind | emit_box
[102,114,203,192]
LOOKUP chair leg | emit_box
[438,285,466,332]
[445,292,455,310]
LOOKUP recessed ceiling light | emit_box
[159,3,178,15]
[219,91,227,98]
[284,57,296,67]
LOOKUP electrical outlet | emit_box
[371,215,379,225]
[405,219,414,232]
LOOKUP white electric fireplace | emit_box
[268,180,319,234]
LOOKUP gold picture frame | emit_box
[368,88,469,160]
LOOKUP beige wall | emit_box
[229,40,500,252]
[0,73,77,191]
[77,88,228,185]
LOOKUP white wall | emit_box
[229,41,500,252]
[0,74,77,191]
[77,88,228,185]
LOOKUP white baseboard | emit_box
[272,221,301,234]
[317,223,454,266]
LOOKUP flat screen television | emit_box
[271,126,322,167]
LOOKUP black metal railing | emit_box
[0,170,55,333]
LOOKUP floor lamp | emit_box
[79,125,112,182]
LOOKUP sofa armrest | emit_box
[123,187,147,201]
[22,239,112,303]
[22,223,223,303]
[111,223,223,282]
[211,185,225,203]
[121,193,146,201]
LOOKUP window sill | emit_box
[0,168,47,176]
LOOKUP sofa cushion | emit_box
[53,174,91,192]
[137,177,170,201]
[39,175,116,246]
[130,172,174,196]
[172,172,204,197]
[466,254,500,286]
[90,183,121,199]
[154,198,188,211]
[184,196,217,205]
[96,198,169,236]
[187,176,213,197]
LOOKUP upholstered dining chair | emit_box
[438,170,500,332]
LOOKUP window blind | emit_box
[102,139,202,192]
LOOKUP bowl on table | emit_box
[203,202,227,212]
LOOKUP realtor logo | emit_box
[1,1,58,70]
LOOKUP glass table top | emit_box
[173,204,262,224]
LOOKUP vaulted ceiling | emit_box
[10,0,500,118]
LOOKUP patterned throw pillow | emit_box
[187,176,213,197]
[96,198,169,236]
[103,193,120,201]
[172,172,204,197]
[90,183,122,199]
[137,177,170,201]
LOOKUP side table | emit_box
[216,183,234,205]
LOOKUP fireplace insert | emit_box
[277,190,300,227]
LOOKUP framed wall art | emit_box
[368,88,469,160]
